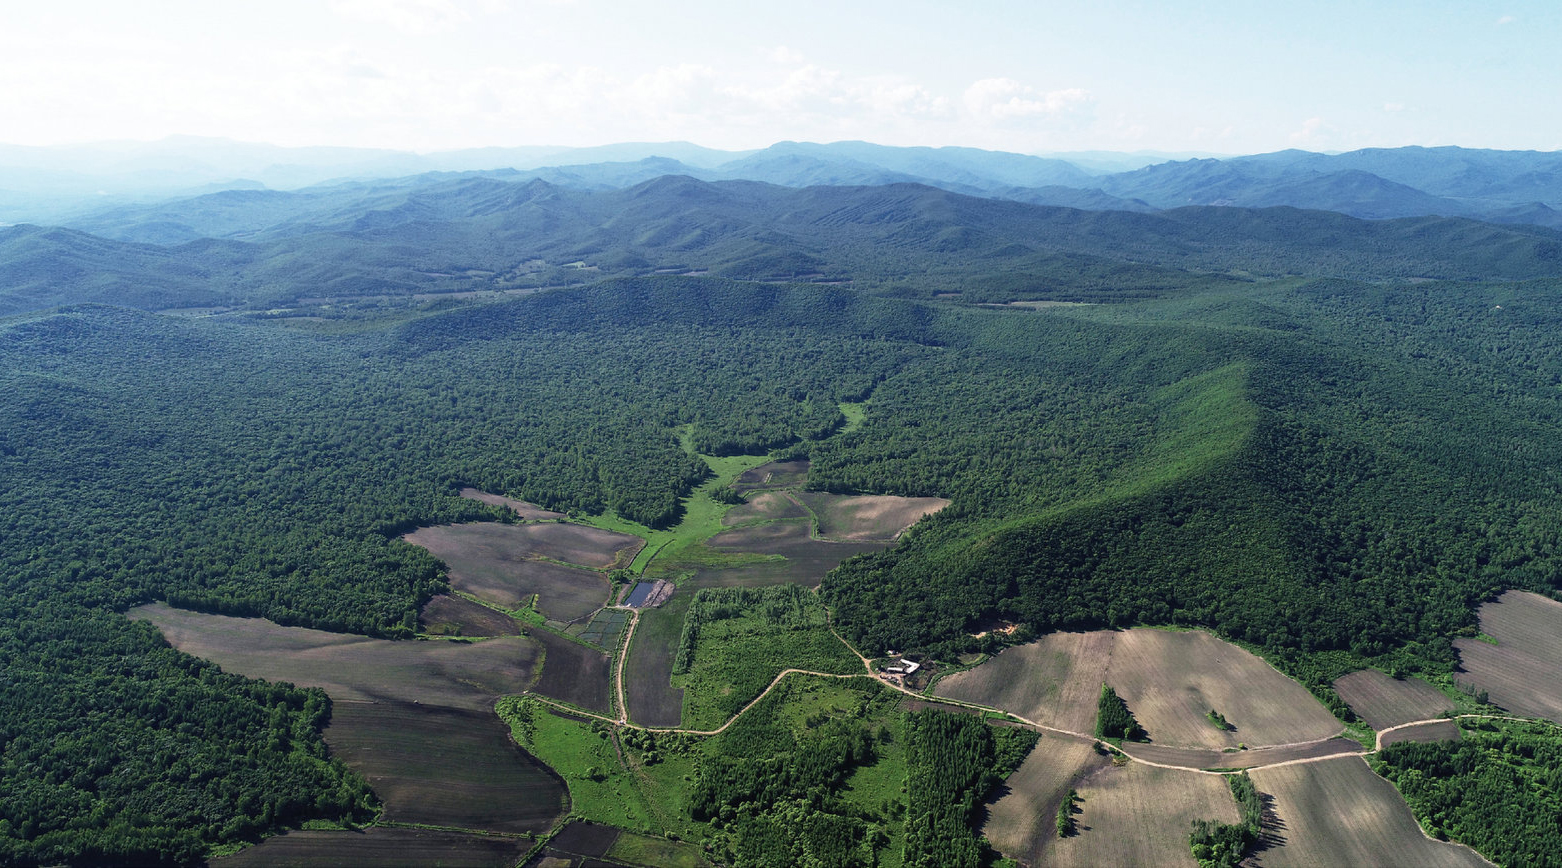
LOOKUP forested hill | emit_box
[7,176,1562,316]
[5,169,1562,863]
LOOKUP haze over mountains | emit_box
[5,138,1561,234]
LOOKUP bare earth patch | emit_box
[982,732,1107,866]
[458,487,567,520]
[732,459,810,492]
[1119,737,1362,771]
[129,603,538,712]
[324,701,565,834]
[1250,757,1490,867]
[1380,720,1462,748]
[419,594,521,637]
[216,827,530,868]
[404,523,616,621]
[934,629,1341,749]
[791,491,950,541]
[1045,762,1241,868]
[532,628,613,714]
[1333,670,1455,731]
[721,490,810,526]
[1453,590,1562,723]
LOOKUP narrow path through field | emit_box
[550,592,1562,776]
[614,610,638,724]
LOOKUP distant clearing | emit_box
[721,490,809,525]
[732,459,809,491]
[1042,761,1241,867]
[130,603,537,712]
[532,628,612,714]
[406,519,642,571]
[982,732,1107,866]
[215,828,529,868]
[1250,757,1490,867]
[1333,670,1454,731]
[404,523,617,621]
[458,487,567,520]
[792,491,949,541]
[1380,720,1462,747]
[1453,590,1562,723]
[706,519,884,571]
[324,701,564,834]
[934,629,1340,749]
[418,594,521,637]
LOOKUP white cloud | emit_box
[329,0,497,35]
[963,78,1092,122]
[1383,102,1405,112]
[1496,14,1516,25]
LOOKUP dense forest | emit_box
[1374,720,1562,867]
[5,173,1562,863]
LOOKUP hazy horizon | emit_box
[4,1,1559,156]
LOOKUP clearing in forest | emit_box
[404,522,621,621]
[215,827,530,868]
[981,732,1107,866]
[1333,669,1455,731]
[458,487,567,520]
[1453,589,1562,723]
[934,629,1341,750]
[323,701,564,834]
[418,593,521,637]
[130,603,538,711]
[721,490,810,525]
[1249,757,1490,868]
[791,491,949,541]
[1039,761,1242,868]
[731,459,810,492]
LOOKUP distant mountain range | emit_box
[4,138,1561,234]
[6,173,1560,319]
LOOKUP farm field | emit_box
[1119,736,1363,771]
[1042,761,1241,868]
[532,628,613,713]
[705,519,884,572]
[217,828,530,868]
[407,520,642,571]
[570,606,630,649]
[1380,720,1462,747]
[720,490,809,525]
[1333,669,1455,730]
[791,491,949,541]
[731,458,810,492]
[981,732,1107,866]
[1453,590,1562,723]
[129,603,538,711]
[623,593,689,727]
[458,487,567,520]
[934,629,1341,749]
[1249,757,1490,867]
[419,593,522,637]
[324,700,564,834]
[404,523,617,620]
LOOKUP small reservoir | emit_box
[624,581,656,608]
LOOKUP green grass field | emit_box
[670,585,863,730]
[499,698,701,840]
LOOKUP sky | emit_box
[2,0,1558,156]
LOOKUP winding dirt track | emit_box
[543,600,1562,775]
